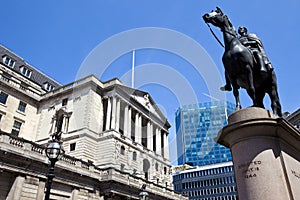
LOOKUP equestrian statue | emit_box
[202,7,282,117]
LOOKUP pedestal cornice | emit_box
[216,107,300,152]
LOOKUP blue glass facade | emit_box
[176,101,236,166]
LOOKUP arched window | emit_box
[164,167,167,175]
[143,159,150,180]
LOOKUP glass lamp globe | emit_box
[45,142,65,161]
[139,190,149,200]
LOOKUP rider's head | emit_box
[238,26,248,36]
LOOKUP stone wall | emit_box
[0,131,186,200]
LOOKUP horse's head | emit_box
[202,7,228,29]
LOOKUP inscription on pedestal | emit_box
[291,170,300,179]
[237,160,262,179]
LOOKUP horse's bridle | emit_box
[205,22,225,48]
[205,14,237,48]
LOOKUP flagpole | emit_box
[131,50,135,88]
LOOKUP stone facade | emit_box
[0,131,181,199]
[0,45,186,199]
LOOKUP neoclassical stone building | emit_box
[0,45,185,199]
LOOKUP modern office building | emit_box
[285,108,300,130]
[175,101,236,166]
[174,101,237,199]
[0,44,186,199]
[173,162,237,200]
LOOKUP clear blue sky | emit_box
[2,1,300,164]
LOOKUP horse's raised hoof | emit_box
[220,85,232,91]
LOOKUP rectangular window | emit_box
[12,121,22,136]
[44,82,55,91]
[20,67,32,78]
[62,98,68,106]
[18,101,27,112]
[20,82,29,91]
[1,75,10,82]
[133,151,137,161]
[0,92,8,104]
[20,85,27,91]
[70,143,76,151]
[3,56,15,68]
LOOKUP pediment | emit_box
[116,85,170,128]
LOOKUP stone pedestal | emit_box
[216,107,300,200]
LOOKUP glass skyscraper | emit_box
[176,101,236,166]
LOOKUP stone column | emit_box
[128,107,132,138]
[71,188,79,200]
[105,97,112,130]
[123,105,128,136]
[111,97,117,130]
[50,115,57,133]
[134,112,139,142]
[156,128,162,155]
[64,114,71,134]
[62,113,71,133]
[147,121,153,150]
[139,115,143,140]
[216,107,300,200]
[6,175,25,200]
[115,98,120,132]
[139,115,143,138]
[135,113,142,144]
[36,180,46,200]
[164,132,169,159]
[60,114,66,132]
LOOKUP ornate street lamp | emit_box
[139,184,149,200]
[44,133,65,200]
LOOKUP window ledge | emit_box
[0,103,7,108]
[16,110,26,116]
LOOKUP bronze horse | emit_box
[203,7,282,117]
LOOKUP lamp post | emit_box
[44,135,64,200]
[139,184,149,200]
